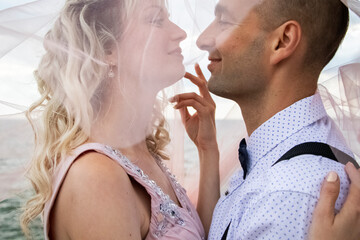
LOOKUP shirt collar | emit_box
[246,93,327,173]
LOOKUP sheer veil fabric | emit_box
[0,0,359,209]
[318,0,360,161]
[0,0,218,204]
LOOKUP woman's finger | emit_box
[313,171,339,223]
[343,162,360,216]
[345,162,360,185]
[170,92,207,107]
[174,99,211,115]
[194,64,215,104]
[179,106,191,125]
[184,72,207,88]
[195,63,206,81]
[184,72,213,102]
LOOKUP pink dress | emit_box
[43,143,205,240]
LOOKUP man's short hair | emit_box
[255,0,349,71]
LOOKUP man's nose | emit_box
[196,24,216,52]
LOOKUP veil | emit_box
[0,0,227,193]
[0,0,360,238]
[0,0,216,237]
[0,0,222,196]
[318,0,360,161]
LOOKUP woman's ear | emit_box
[105,44,118,63]
[269,20,302,65]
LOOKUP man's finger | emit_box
[313,171,340,222]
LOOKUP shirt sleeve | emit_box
[232,191,318,240]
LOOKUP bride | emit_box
[21,0,216,239]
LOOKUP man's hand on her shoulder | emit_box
[309,162,360,240]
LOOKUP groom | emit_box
[195,0,360,239]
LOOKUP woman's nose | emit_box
[170,21,187,42]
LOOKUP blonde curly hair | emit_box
[21,0,170,238]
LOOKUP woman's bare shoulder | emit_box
[53,151,142,239]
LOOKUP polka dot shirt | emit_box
[208,93,352,240]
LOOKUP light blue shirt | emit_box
[209,93,351,240]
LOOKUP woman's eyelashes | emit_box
[150,17,165,27]
[146,11,167,27]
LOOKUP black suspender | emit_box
[221,142,359,240]
[221,222,231,240]
[272,142,359,168]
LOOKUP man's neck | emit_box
[237,75,318,136]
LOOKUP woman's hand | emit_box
[171,64,220,235]
[170,64,217,151]
[309,162,360,240]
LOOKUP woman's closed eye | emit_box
[146,9,168,27]
[150,17,165,27]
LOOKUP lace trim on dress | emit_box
[103,145,189,238]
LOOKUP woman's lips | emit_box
[169,48,182,56]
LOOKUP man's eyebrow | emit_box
[214,4,229,16]
[214,4,238,21]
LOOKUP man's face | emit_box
[197,0,268,101]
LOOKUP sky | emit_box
[0,0,359,119]
[0,0,34,10]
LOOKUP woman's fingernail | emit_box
[326,171,338,182]
[346,162,355,168]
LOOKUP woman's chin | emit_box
[158,66,186,89]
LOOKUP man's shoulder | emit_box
[263,113,351,196]
[264,155,349,209]
[300,114,353,156]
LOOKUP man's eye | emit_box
[219,20,231,25]
[216,16,233,26]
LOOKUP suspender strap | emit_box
[221,221,231,240]
[272,142,359,169]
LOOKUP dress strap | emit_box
[43,143,161,239]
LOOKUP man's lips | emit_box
[208,57,222,72]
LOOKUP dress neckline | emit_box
[103,144,188,212]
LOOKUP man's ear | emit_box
[269,20,302,65]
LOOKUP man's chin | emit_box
[208,76,231,99]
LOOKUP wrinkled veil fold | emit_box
[317,0,360,161]
[0,0,63,202]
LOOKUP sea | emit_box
[0,117,245,239]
